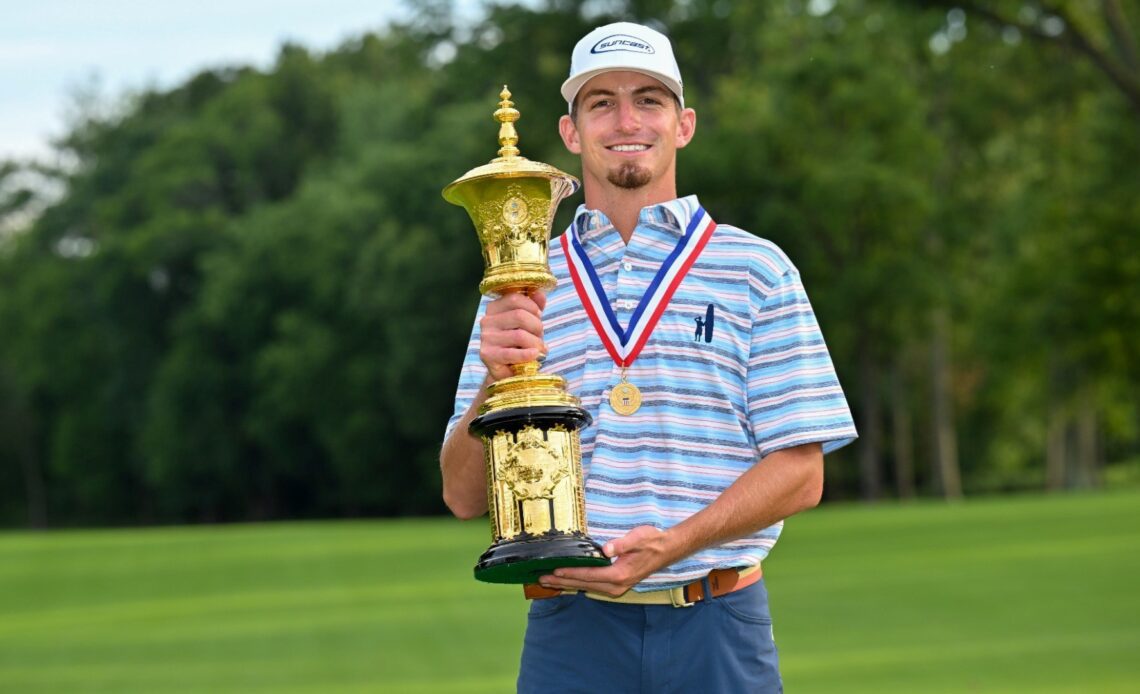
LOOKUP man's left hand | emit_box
[538,525,676,597]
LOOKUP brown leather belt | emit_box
[523,564,762,608]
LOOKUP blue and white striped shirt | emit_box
[448,195,857,590]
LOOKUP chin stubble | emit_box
[607,163,652,189]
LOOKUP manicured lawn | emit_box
[1,490,1137,692]
[770,491,1140,692]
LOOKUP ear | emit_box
[559,114,582,154]
[675,108,697,149]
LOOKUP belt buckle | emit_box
[668,585,694,608]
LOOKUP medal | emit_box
[610,371,642,416]
[562,204,717,417]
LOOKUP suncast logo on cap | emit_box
[591,34,656,55]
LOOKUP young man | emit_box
[441,22,856,692]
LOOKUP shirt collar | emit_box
[571,195,702,242]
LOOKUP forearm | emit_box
[663,442,824,565]
[543,442,825,595]
[439,375,493,519]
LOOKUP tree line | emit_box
[0,0,1137,527]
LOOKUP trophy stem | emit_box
[511,361,540,378]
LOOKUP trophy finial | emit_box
[495,85,520,159]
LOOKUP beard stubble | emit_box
[607,163,652,189]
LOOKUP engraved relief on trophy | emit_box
[502,194,529,227]
[474,185,547,267]
[498,426,570,500]
[501,206,533,252]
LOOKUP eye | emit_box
[589,98,613,110]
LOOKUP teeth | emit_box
[610,144,648,152]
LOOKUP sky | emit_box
[0,0,428,162]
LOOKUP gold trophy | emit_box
[443,87,608,583]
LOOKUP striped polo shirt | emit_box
[447,195,856,590]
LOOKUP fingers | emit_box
[539,526,668,595]
[485,289,542,315]
[480,290,548,381]
[541,564,637,597]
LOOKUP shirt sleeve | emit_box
[445,295,492,442]
[747,266,857,459]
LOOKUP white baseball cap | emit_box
[561,22,684,111]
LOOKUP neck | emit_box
[582,182,677,244]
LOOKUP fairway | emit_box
[1,491,1137,693]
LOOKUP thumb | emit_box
[531,289,548,312]
[604,526,661,557]
[603,540,619,558]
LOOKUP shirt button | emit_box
[622,262,633,272]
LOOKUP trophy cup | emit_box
[443,87,608,584]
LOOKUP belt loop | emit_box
[669,585,694,608]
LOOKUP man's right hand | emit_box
[479,290,547,381]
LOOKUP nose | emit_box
[615,100,640,133]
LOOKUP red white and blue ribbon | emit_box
[561,206,717,367]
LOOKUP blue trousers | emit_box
[517,578,782,693]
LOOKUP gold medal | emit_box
[610,377,642,415]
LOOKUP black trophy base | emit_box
[474,532,609,584]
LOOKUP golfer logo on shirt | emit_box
[694,304,715,343]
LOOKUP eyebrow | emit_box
[580,84,671,102]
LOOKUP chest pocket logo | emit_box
[694,304,715,343]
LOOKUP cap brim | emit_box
[561,68,684,110]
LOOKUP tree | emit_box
[915,0,1140,116]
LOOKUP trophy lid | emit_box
[442,86,579,204]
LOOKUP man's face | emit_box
[559,71,696,198]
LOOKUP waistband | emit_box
[523,564,762,608]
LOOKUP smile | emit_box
[608,144,650,152]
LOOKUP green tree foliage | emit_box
[0,1,1136,526]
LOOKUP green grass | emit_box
[1,490,1137,693]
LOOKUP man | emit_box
[441,21,856,692]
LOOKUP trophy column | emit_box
[443,87,608,584]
